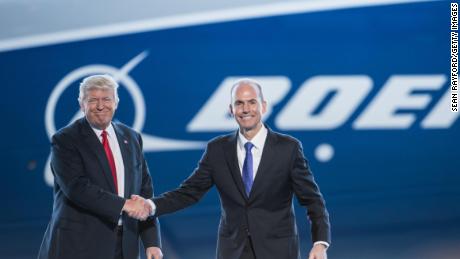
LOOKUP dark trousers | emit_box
[114,226,123,259]
[240,237,256,259]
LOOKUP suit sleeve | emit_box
[152,143,215,216]
[290,141,331,244]
[136,134,162,248]
[51,133,125,223]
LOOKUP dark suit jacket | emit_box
[38,118,161,259]
[154,128,330,259]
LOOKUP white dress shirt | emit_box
[237,125,268,179]
[91,123,125,225]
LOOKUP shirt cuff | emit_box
[146,199,156,216]
[313,241,329,249]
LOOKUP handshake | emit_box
[122,195,154,221]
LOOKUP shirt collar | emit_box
[91,122,115,140]
[237,124,268,150]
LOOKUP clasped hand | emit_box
[122,195,151,221]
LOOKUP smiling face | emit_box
[80,88,117,130]
[230,83,267,138]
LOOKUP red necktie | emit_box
[101,130,118,194]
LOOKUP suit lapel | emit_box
[80,118,117,193]
[223,131,248,200]
[249,128,278,201]
[112,123,133,199]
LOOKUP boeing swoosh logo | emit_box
[43,51,206,186]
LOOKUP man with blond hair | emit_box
[38,74,163,259]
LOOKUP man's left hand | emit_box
[308,243,327,259]
[146,246,163,259]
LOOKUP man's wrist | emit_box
[313,241,329,250]
[121,199,130,212]
[146,199,156,216]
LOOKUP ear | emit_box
[261,100,267,115]
[114,96,119,110]
[229,104,234,116]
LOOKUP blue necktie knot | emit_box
[242,142,254,197]
[244,142,254,152]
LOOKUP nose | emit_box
[242,103,250,113]
[96,100,105,110]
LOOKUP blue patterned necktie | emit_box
[242,142,254,197]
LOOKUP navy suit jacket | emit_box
[38,118,161,259]
[154,128,330,259]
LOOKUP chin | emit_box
[240,124,257,131]
[93,121,110,129]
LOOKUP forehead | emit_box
[233,84,259,100]
[86,87,114,96]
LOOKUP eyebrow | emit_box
[235,98,257,102]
